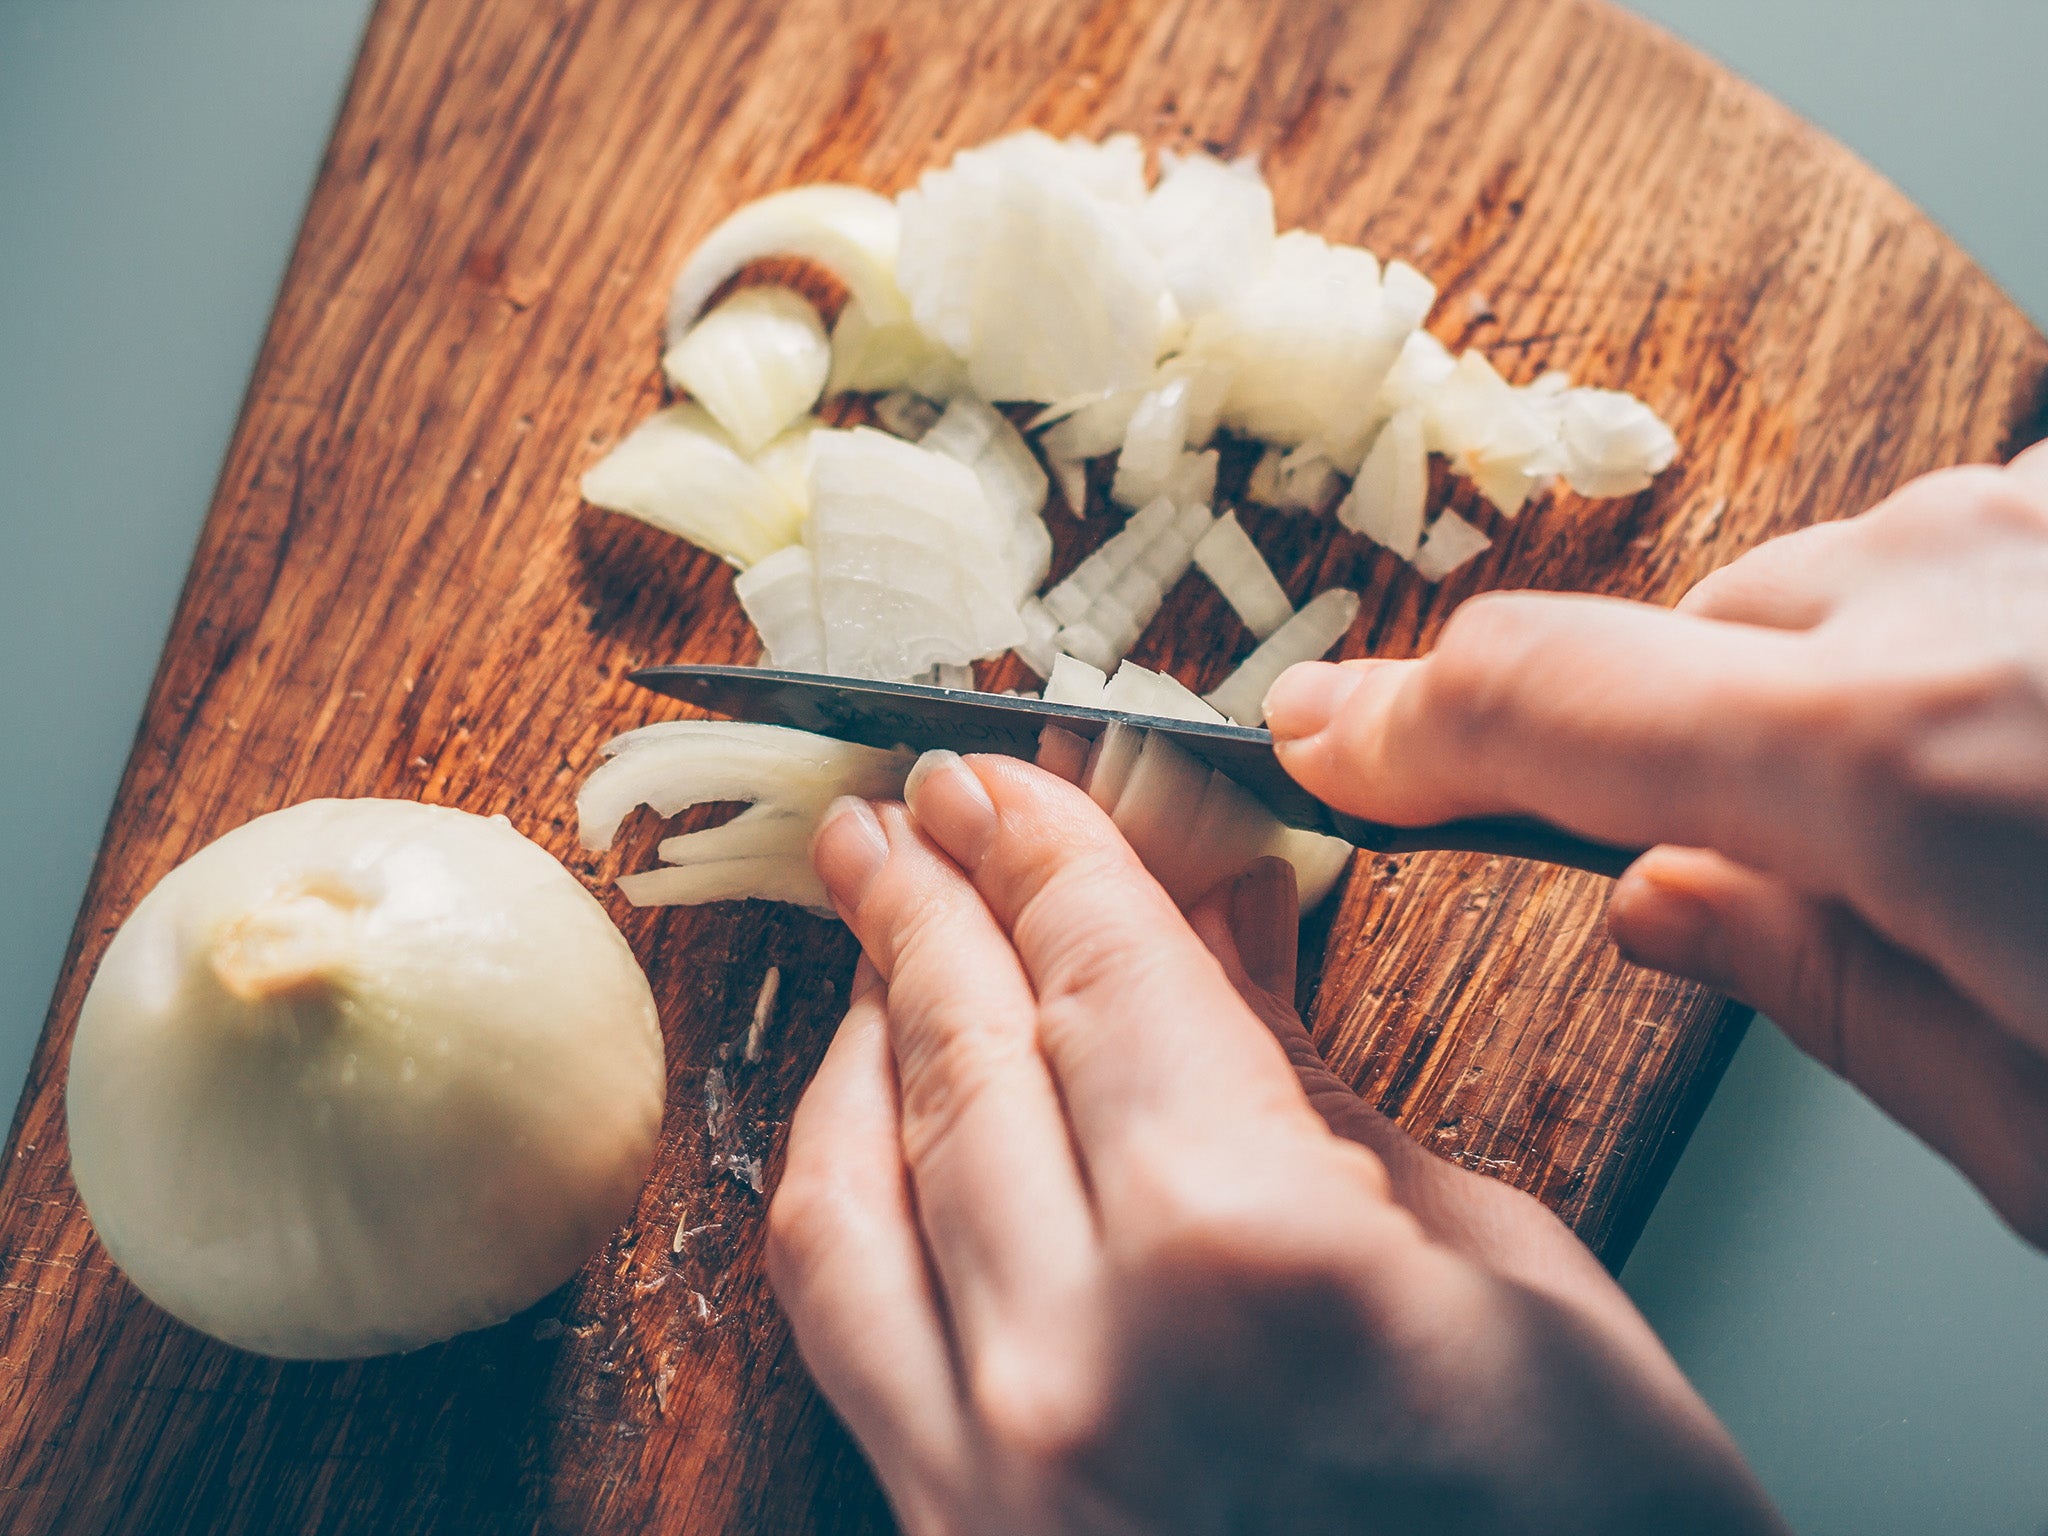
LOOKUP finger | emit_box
[2010,438,2048,493]
[767,961,967,1496]
[1261,593,1836,882]
[1677,519,1858,630]
[1611,847,2048,1246]
[899,751,1329,1174]
[812,795,1098,1351]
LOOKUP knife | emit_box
[630,664,1642,879]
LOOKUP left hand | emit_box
[767,751,1783,1536]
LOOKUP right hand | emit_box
[1265,444,2048,1246]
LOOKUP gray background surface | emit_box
[1,3,2042,1531]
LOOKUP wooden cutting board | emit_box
[2,0,2042,1530]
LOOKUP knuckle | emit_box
[1113,1133,1375,1303]
[891,1027,1017,1173]
[1868,464,2048,547]
[1783,905,1860,1074]
[1418,594,1549,730]
[1824,657,2047,830]
[967,1338,1105,1471]
[764,1165,847,1293]
[1017,865,1177,1012]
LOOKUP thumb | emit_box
[1611,848,2048,1247]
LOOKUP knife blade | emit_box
[629,664,1641,879]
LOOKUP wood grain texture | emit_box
[2,0,2043,1530]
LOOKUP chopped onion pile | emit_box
[578,130,1684,917]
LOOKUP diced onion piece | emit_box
[1034,387,1145,461]
[1412,511,1493,582]
[1147,669,1228,724]
[827,300,967,396]
[581,403,800,568]
[1137,150,1276,318]
[1099,660,1227,724]
[1015,597,1063,678]
[897,131,1166,401]
[917,395,1054,600]
[1163,448,1219,511]
[1193,511,1293,639]
[1275,825,1355,910]
[1047,455,1090,519]
[1097,659,1162,713]
[1559,388,1679,498]
[1056,503,1213,671]
[1247,445,1342,514]
[666,185,907,346]
[734,545,826,671]
[662,287,831,454]
[873,391,943,439]
[920,396,1049,526]
[752,415,826,513]
[1155,354,1231,448]
[1338,408,1427,559]
[1043,498,1179,624]
[1109,377,1193,509]
[1186,231,1413,467]
[1078,722,1348,909]
[1203,588,1360,725]
[1423,351,1563,518]
[928,662,975,689]
[1042,653,1109,706]
[1379,259,1438,329]
[579,722,912,913]
[806,427,1024,678]
[1375,328,1457,417]
[1246,447,1284,506]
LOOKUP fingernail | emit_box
[903,749,999,870]
[813,796,889,914]
[1262,662,1372,740]
[1610,858,1722,984]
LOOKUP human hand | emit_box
[1266,443,2048,1244]
[769,754,1784,1535]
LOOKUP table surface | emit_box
[1,2,2042,1532]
